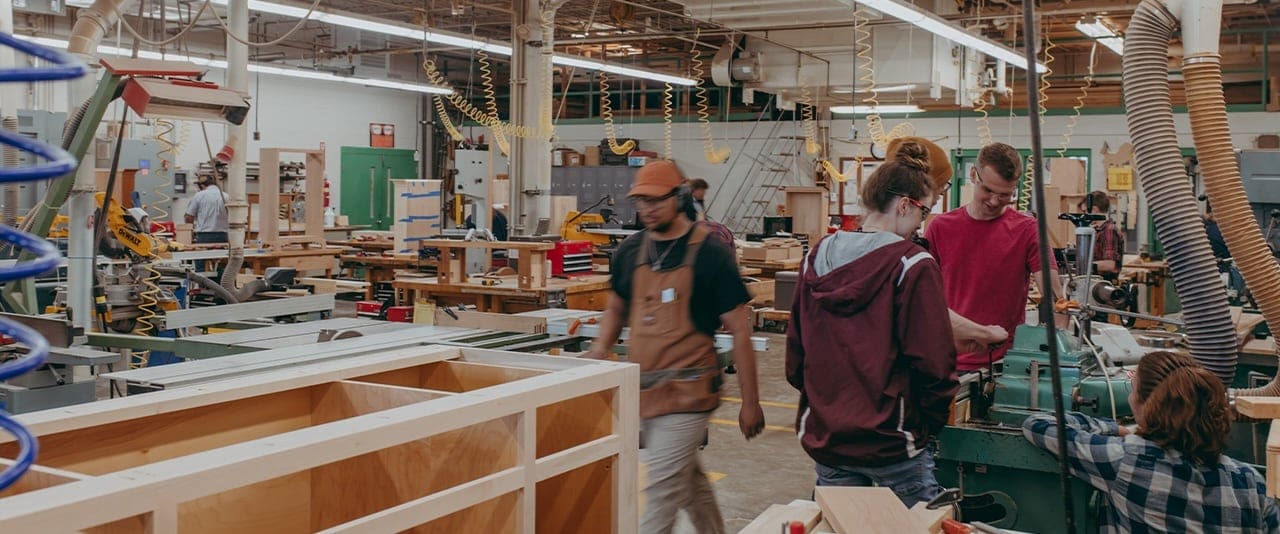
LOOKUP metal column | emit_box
[225,0,249,250]
[509,0,565,236]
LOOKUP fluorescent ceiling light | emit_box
[837,0,1046,73]
[830,105,924,114]
[832,84,916,94]
[1075,20,1124,56]
[17,35,452,95]
[206,0,696,85]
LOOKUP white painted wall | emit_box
[36,69,423,214]
[164,71,422,211]
[550,110,1280,246]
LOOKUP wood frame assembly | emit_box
[392,274,612,313]
[421,240,555,290]
[257,147,326,250]
[0,345,639,533]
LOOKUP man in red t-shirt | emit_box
[924,143,1059,372]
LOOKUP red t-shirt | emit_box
[924,207,1040,370]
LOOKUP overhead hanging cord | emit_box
[690,30,730,164]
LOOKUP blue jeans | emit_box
[815,449,943,508]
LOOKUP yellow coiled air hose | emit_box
[690,37,730,164]
[132,261,161,368]
[477,50,511,156]
[597,72,636,156]
[1058,42,1096,158]
[1018,30,1055,212]
[662,82,674,160]
[801,85,822,155]
[421,58,548,143]
[434,95,465,141]
[974,89,994,147]
[854,5,914,149]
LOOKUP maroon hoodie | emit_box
[785,232,958,468]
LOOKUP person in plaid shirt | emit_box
[1078,191,1125,281]
[1024,351,1279,532]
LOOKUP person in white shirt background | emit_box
[184,175,229,244]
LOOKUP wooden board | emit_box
[740,503,822,534]
[392,180,443,254]
[551,196,579,232]
[815,487,924,534]
[432,309,548,333]
[783,186,830,246]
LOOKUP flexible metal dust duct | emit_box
[1178,34,1280,393]
[1122,0,1239,383]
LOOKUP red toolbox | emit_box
[355,301,382,318]
[549,240,594,277]
[385,306,414,322]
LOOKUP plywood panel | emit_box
[311,380,449,425]
[0,388,314,475]
[815,487,924,534]
[783,186,830,245]
[179,471,312,534]
[415,491,520,533]
[0,461,86,498]
[352,360,547,392]
[82,515,150,534]
[392,179,442,253]
[537,391,613,458]
[310,415,521,530]
[536,457,614,534]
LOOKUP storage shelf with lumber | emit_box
[0,344,639,533]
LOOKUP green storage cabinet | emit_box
[340,147,418,230]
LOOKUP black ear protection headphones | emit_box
[674,184,696,219]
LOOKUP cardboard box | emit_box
[745,279,776,305]
[567,152,583,166]
[584,146,601,166]
[1049,158,1086,195]
[741,246,802,262]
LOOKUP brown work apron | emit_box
[628,224,722,419]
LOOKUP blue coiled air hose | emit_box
[0,32,86,492]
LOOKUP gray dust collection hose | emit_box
[1122,0,1238,383]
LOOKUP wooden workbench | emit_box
[393,274,612,313]
[1122,257,1171,316]
[340,254,438,299]
[248,224,369,242]
[329,239,395,253]
[241,246,344,277]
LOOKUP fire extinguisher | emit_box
[323,178,331,208]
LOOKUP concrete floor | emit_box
[675,331,816,533]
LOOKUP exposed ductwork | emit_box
[68,0,133,58]
[1122,0,1238,383]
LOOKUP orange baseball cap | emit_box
[628,160,683,198]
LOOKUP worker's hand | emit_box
[738,401,765,440]
[956,325,1008,354]
[581,346,610,360]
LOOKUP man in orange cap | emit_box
[585,160,764,534]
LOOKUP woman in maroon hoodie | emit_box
[785,142,959,507]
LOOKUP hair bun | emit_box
[892,140,931,173]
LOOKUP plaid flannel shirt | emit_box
[1024,412,1280,533]
[1093,219,1125,272]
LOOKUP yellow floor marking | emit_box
[706,471,727,483]
[723,396,799,410]
[709,418,795,433]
